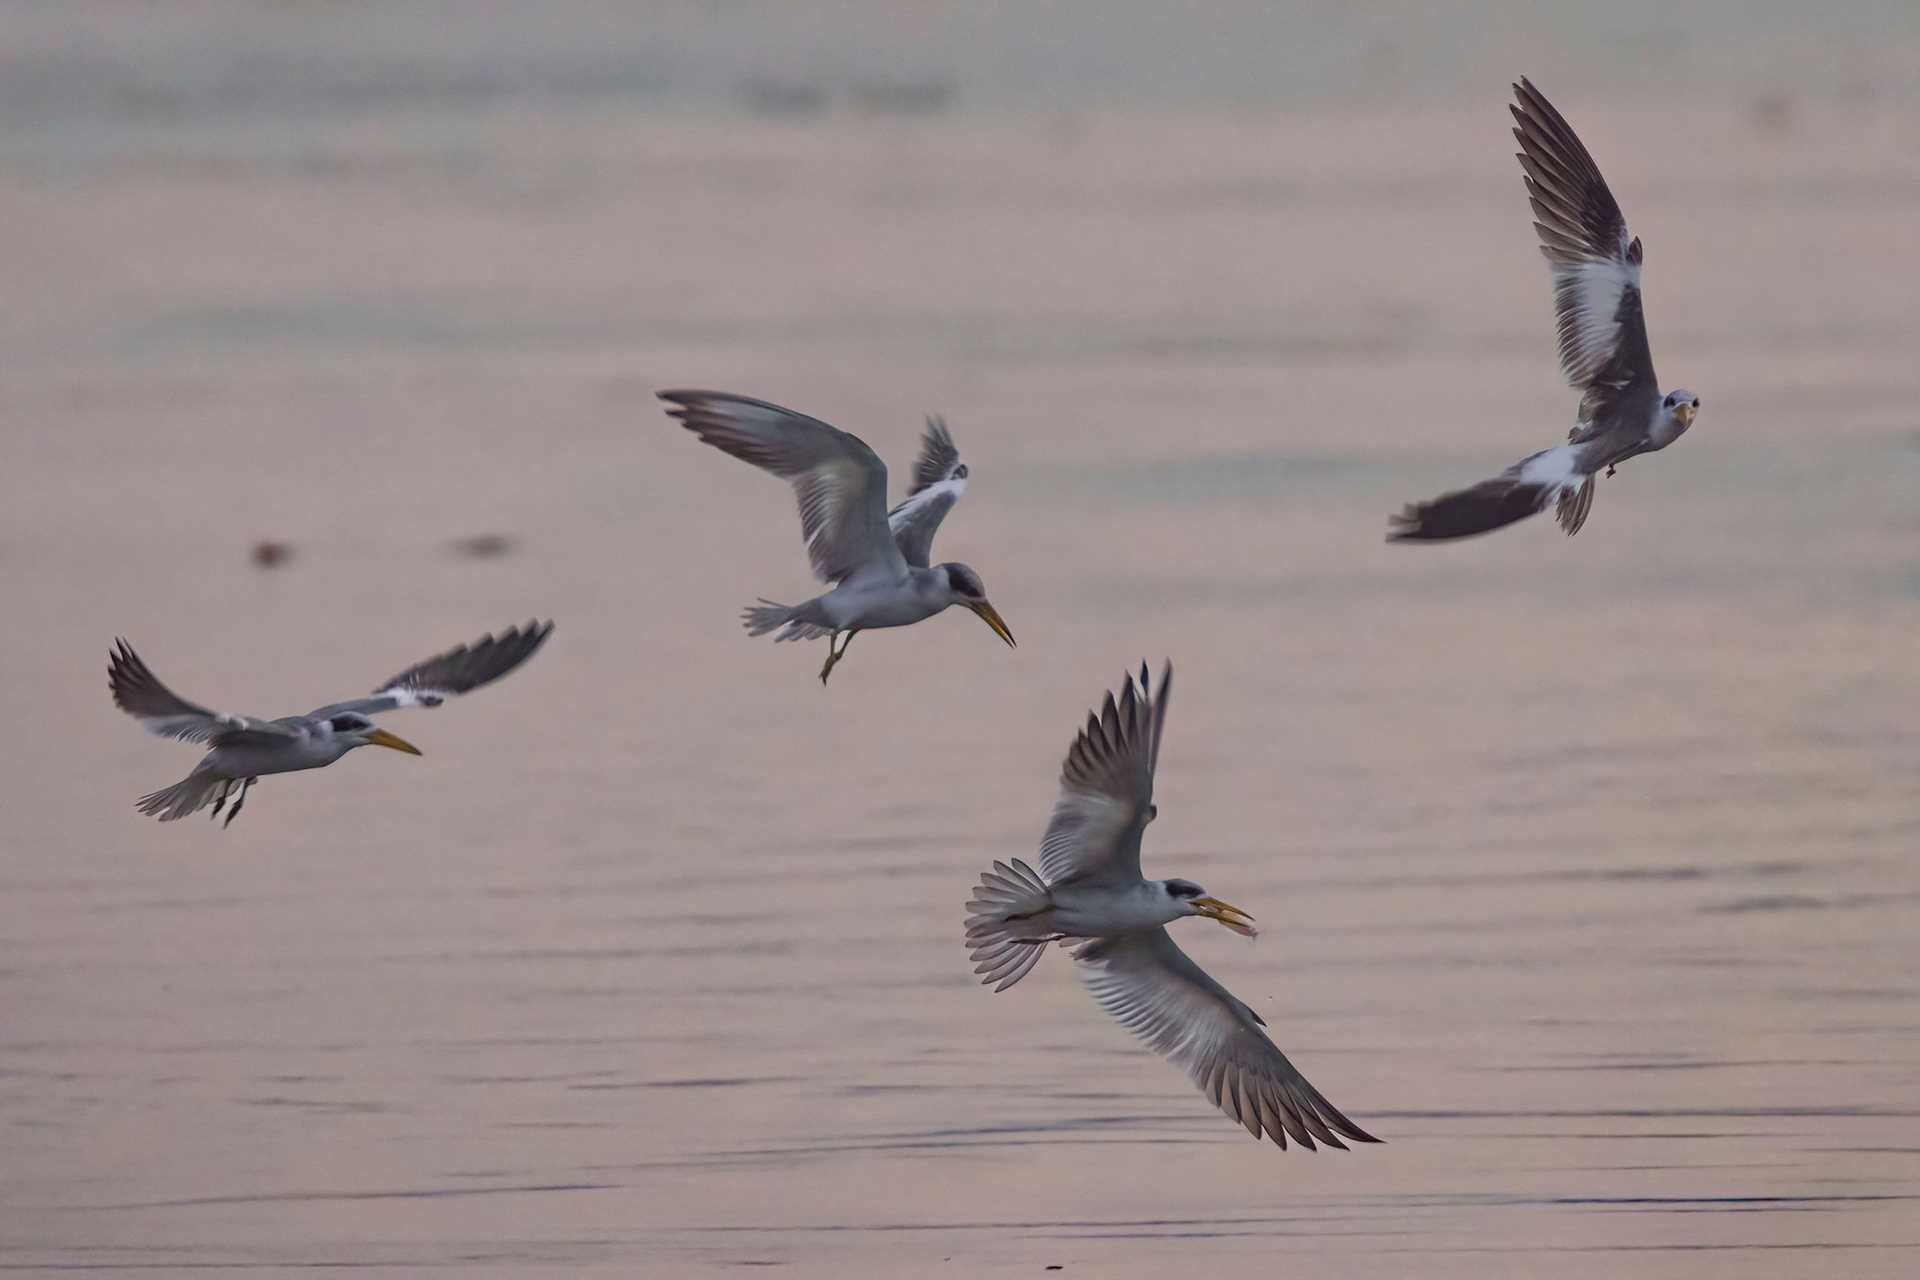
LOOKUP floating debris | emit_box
[250,539,294,569]
[448,533,517,560]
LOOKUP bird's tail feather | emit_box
[964,858,1056,992]
[741,599,830,642]
[136,771,225,822]
[1555,474,1596,536]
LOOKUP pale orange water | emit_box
[3,6,1919,1277]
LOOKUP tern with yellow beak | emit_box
[662,390,1014,685]
[966,662,1378,1151]
[109,621,553,827]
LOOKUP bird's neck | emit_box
[1137,881,1186,928]
[908,566,951,598]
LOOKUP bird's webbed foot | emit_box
[818,631,856,685]
[1606,464,1617,478]
[209,779,231,822]
[223,777,255,828]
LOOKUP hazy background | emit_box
[3,3,1919,1276]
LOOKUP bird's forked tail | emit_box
[135,769,225,822]
[741,599,830,642]
[965,858,1057,992]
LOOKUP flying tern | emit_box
[110,621,553,826]
[1391,78,1699,541]
[965,662,1378,1151]
[662,389,1014,684]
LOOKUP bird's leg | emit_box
[209,779,231,822]
[818,630,859,685]
[223,777,254,829]
[817,634,836,684]
[1606,464,1617,478]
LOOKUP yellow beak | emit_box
[967,600,1016,648]
[1674,402,1696,430]
[362,727,423,756]
[1192,895,1258,938]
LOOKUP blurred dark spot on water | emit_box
[250,539,294,569]
[1750,89,1797,135]
[449,533,517,560]
[741,80,830,119]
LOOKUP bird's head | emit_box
[1663,389,1701,435]
[326,713,422,756]
[938,563,1015,648]
[1164,878,1259,937]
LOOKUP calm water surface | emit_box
[3,5,1919,1276]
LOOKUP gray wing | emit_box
[108,640,298,748]
[1512,77,1660,442]
[887,415,969,568]
[309,621,554,718]
[1036,663,1172,888]
[663,389,907,585]
[1076,928,1379,1151]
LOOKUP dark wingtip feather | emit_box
[1387,474,1556,542]
[108,640,153,710]
[1059,663,1173,802]
[375,620,555,698]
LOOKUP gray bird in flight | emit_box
[110,621,553,826]
[663,390,1014,684]
[1390,77,1699,541]
[966,663,1379,1151]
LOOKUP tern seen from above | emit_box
[109,621,553,826]
[965,663,1378,1151]
[662,390,1014,684]
[1390,77,1699,541]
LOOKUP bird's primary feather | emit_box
[1076,928,1379,1151]
[310,620,554,718]
[887,416,969,568]
[662,389,907,586]
[1038,662,1171,888]
[1511,76,1660,438]
[108,640,298,748]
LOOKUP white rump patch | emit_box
[1517,443,1584,490]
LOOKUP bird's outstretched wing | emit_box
[887,415,968,568]
[308,621,554,718]
[663,390,907,585]
[1512,77,1660,439]
[1387,442,1592,541]
[1036,663,1172,889]
[1076,927,1379,1151]
[109,640,298,748]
